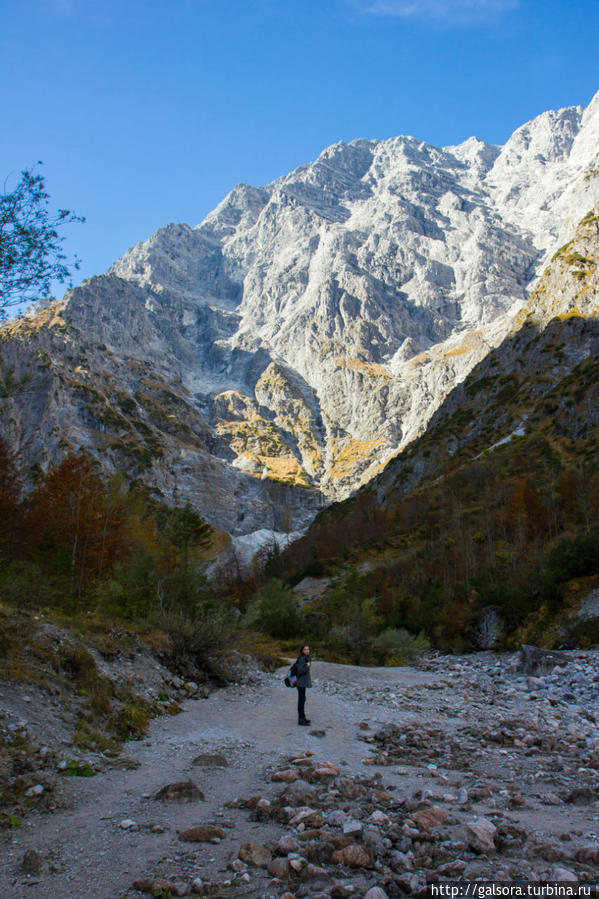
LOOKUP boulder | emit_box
[239,841,272,867]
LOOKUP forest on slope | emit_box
[262,211,599,659]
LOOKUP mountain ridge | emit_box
[1,93,598,534]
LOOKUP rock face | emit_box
[1,93,598,533]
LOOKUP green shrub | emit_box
[252,579,302,639]
[0,559,59,608]
[159,601,238,683]
[371,628,430,665]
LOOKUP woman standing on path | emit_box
[296,644,312,726]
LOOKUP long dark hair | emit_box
[298,644,310,657]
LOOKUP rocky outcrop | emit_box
[375,204,599,506]
[1,94,598,533]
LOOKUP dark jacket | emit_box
[295,654,312,688]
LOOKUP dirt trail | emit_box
[0,662,433,898]
[2,654,598,898]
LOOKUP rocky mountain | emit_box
[270,206,599,653]
[1,93,598,534]
[373,204,599,508]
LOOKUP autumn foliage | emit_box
[0,445,213,617]
[268,432,599,653]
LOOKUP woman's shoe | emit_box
[298,717,311,725]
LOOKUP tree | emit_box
[0,438,21,554]
[0,164,84,317]
[162,502,213,573]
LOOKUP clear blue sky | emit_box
[1,0,598,295]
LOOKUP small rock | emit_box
[277,834,299,853]
[364,888,390,899]
[549,867,578,882]
[465,818,497,855]
[154,779,204,801]
[272,768,300,783]
[120,819,138,830]
[239,841,272,867]
[133,878,185,897]
[290,807,324,828]
[25,784,45,797]
[331,843,374,868]
[367,811,391,827]
[437,859,467,876]
[396,873,422,893]
[411,804,448,832]
[288,854,308,872]
[280,780,318,805]
[575,844,599,863]
[192,753,229,767]
[268,857,291,878]
[300,862,332,882]
[313,762,340,779]
[179,824,227,842]
[310,729,326,737]
[342,819,363,838]
[22,850,44,875]
[388,850,413,872]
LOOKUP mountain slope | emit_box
[271,207,599,649]
[1,94,598,533]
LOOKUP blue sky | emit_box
[1,0,598,296]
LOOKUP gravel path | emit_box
[1,653,598,898]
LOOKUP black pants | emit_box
[297,686,306,720]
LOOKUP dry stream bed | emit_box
[1,650,599,898]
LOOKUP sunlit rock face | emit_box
[2,93,598,533]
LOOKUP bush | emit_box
[371,628,430,665]
[160,602,238,683]
[0,559,60,608]
[547,529,599,583]
[251,579,302,639]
